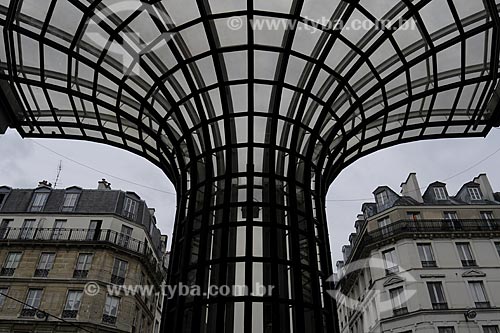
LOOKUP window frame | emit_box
[62,192,80,212]
[434,187,447,200]
[427,282,448,309]
[104,295,120,317]
[37,252,56,270]
[0,287,7,307]
[468,281,490,308]
[75,253,93,271]
[4,252,22,269]
[417,243,437,267]
[456,242,476,267]
[389,286,408,316]
[64,290,83,311]
[123,197,139,220]
[382,248,399,275]
[29,192,50,212]
[468,187,482,200]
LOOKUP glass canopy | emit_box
[0,0,499,332]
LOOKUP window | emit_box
[468,187,482,200]
[51,220,67,240]
[469,281,490,308]
[123,197,138,220]
[383,249,399,275]
[417,244,437,267]
[434,187,447,200]
[86,220,101,241]
[378,217,391,235]
[118,225,133,248]
[103,295,120,324]
[407,212,421,221]
[0,191,7,209]
[21,289,43,317]
[74,253,93,278]
[1,252,22,276]
[0,288,7,307]
[484,326,500,333]
[20,219,37,240]
[438,328,455,333]
[376,191,388,206]
[457,243,476,267]
[62,193,79,212]
[0,219,12,239]
[62,290,83,318]
[30,192,49,212]
[480,212,495,229]
[35,253,55,277]
[427,282,448,309]
[389,286,408,316]
[111,258,128,284]
[496,242,500,257]
[443,212,461,230]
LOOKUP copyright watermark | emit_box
[328,258,417,316]
[84,282,100,296]
[227,16,417,33]
[84,281,275,299]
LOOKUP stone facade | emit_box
[0,182,168,333]
[335,174,500,333]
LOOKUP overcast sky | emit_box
[2,128,500,264]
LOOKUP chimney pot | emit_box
[97,179,112,190]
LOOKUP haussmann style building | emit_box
[0,179,169,333]
[335,173,500,333]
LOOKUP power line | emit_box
[30,140,500,204]
[31,141,177,196]
[326,145,500,202]
[0,292,95,333]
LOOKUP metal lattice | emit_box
[0,0,499,332]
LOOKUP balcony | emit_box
[102,314,117,325]
[62,309,78,318]
[34,269,50,277]
[432,302,449,310]
[393,307,409,316]
[421,261,438,268]
[0,267,15,276]
[461,260,477,267]
[111,274,125,285]
[73,269,89,279]
[351,219,500,258]
[0,227,166,283]
[20,308,37,317]
[475,301,491,308]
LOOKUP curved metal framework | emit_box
[0,0,499,332]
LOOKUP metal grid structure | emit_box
[0,0,499,332]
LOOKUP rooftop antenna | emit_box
[53,160,62,188]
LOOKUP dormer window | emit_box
[433,187,447,200]
[0,187,10,210]
[376,191,388,206]
[62,193,80,212]
[468,187,482,201]
[29,191,49,212]
[123,197,138,220]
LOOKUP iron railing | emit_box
[0,227,166,283]
[355,219,500,249]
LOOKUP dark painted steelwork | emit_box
[0,1,499,332]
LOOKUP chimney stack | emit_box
[400,173,423,203]
[97,179,111,190]
[38,180,52,188]
[473,174,495,201]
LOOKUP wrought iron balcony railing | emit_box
[353,219,500,252]
[0,227,166,282]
